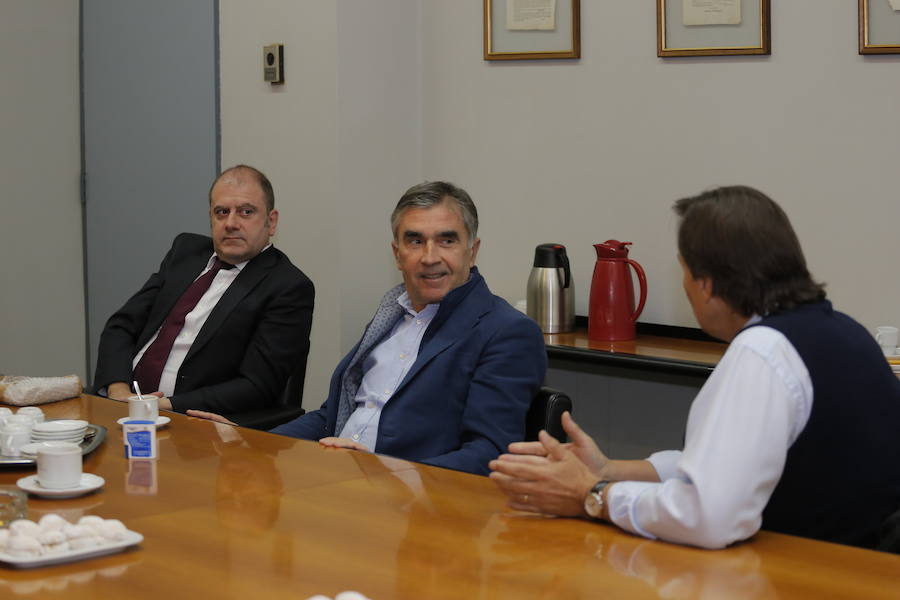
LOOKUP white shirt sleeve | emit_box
[607,326,813,549]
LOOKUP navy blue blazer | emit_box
[272,269,547,475]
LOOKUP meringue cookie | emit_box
[37,530,67,546]
[38,514,68,532]
[6,535,42,557]
[43,541,71,554]
[63,524,91,540]
[335,593,373,600]
[68,536,102,551]
[98,519,127,541]
[9,519,39,537]
[78,515,105,533]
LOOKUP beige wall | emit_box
[219,0,421,408]
[0,2,84,380]
[219,0,900,406]
[420,1,900,330]
[5,0,897,403]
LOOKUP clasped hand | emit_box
[489,411,609,518]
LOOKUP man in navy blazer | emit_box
[94,165,314,421]
[191,181,546,475]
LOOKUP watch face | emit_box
[584,493,602,518]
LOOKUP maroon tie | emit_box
[133,258,235,393]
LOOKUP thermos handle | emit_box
[559,250,571,289]
[627,259,647,322]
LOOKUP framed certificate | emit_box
[859,0,900,54]
[484,0,581,61]
[657,0,771,57]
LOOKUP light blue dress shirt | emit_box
[337,292,439,450]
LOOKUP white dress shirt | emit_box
[130,250,265,396]
[607,320,813,549]
[337,292,439,451]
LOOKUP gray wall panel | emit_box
[82,0,218,383]
[546,361,704,460]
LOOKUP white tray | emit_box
[0,530,143,569]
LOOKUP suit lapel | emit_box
[393,277,491,396]
[183,249,277,362]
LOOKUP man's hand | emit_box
[507,412,611,479]
[107,384,172,410]
[106,382,132,401]
[318,437,371,452]
[186,410,238,426]
[156,394,172,410]
[489,428,599,518]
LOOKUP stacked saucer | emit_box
[19,440,80,460]
[30,420,89,445]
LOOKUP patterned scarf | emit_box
[333,283,406,435]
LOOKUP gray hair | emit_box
[391,181,479,247]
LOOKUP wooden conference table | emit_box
[1,395,898,599]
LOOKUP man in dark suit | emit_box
[191,181,546,475]
[93,165,314,421]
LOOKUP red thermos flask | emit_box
[588,240,647,341]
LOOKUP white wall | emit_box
[219,0,421,408]
[0,2,84,380]
[421,1,900,332]
[4,0,893,404]
[219,0,900,407]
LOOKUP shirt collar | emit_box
[397,291,440,319]
[209,244,271,272]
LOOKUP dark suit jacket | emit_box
[271,269,546,475]
[93,233,314,417]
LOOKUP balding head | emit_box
[209,164,275,212]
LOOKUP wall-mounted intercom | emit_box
[263,44,284,84]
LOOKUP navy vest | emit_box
[748,301,900,548]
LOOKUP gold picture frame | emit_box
[859,0,900,54]
[484,0,580,61]
[657,0,771,57]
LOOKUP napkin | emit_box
[0,375,83,407]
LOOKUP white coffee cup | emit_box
[128,396,159,422]
[876,326,899,355]
[0,423,32,458]
[6,414,35,432]
[0,407,12,427]
[16,406,45,423]
[36,443,83,489]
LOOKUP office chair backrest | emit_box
[877,506,900,554]
[227,352,308,430]
[279,350,308,408]
[525,386,572,442]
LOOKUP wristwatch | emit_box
[583,480,610,520]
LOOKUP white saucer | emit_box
[16,473,105,498]
[116,415,171,428]
[32,419,89,433]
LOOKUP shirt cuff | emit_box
[646,449,682,481]
[607,480,660,540]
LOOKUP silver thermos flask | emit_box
[527,243,575,333]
